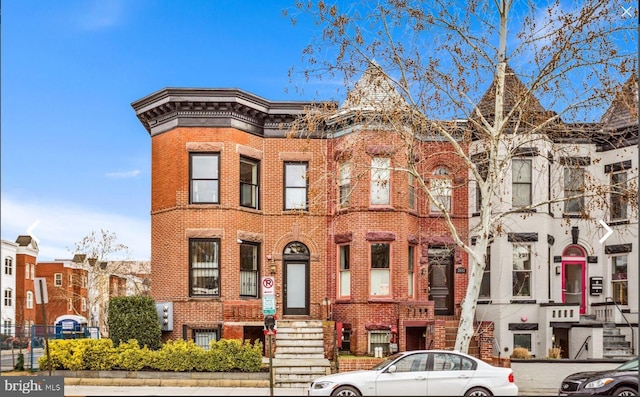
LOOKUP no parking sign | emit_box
[261,277,276,315]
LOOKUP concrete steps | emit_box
[442,319,479,357]
[603,323,634,359]
[272,320,330,388]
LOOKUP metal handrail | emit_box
[574,335,591,359]
[605,297,635,355]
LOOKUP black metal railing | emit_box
[574,335,591,359]
[605,297,635,355]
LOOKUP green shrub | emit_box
[209,339,263,372]
[108,295,162,350]
[116,339,152,370]
[82,339,117,370]
[38,337,264,372]
[149,339,200,372]
[38,340,79,370]
[38,339,117,371]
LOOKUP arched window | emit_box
[26,291,33,309]
[3,289,13,307]
[563,245,585,258]
[284,242,309,255]
[4,257,12,275]
[430,167,452,212]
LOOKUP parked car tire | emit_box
[331,385,362,396]
[612,386,637,396]
[465,387,493,397]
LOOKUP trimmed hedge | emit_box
[108,295,162,350]
[38,338,263,372]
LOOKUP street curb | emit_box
[63,377,270,388]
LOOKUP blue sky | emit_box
[1,0,324,260]
[1,1,637,261]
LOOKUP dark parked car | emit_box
[559,358,638,396]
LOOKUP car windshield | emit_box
[616,358,638,371]
[370,353,403,370]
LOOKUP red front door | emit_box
[562,261,586,314]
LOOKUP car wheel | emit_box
[464,387,493,397]
[613,386,637,396]
[331,385,362,396]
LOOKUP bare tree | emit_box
[286,0,637,352]
[69,229,131,337]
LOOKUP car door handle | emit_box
[457,374,470,379]
[415,376,427,381]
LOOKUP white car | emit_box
[309,350,518,396]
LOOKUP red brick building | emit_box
[13,236,38,330]
[132,66,469,355]
[35,260,89,326]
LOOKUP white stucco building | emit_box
[1,239,18,335]
[470,72,638,359]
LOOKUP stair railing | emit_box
[489,337,503,365]
[574,335,591,359]
[605,297,635,355]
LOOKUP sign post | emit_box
[34,277,51,376]
[261,277,276,397]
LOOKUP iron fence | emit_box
[0,324,100,372]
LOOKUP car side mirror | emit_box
[387,365,397,373]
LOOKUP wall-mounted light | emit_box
[323,297,331,320]
[267,254,276,275]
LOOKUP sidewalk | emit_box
[64,385,308,396]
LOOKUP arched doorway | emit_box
[561,245,586,314]
[283,242,310,316]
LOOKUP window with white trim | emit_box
[512,159,532,207]
[25,264,30,280]
[4,289,13,307]
[81,298,87,312]
[4,257,12,275]
[54,273,62,287]
[190,153,220,204]
[3,320,11,335]
[610,171,628,221]
[368,330,391,355]
[611,255,628,305]
[339,162,351,208]
[339,245,350,297]
[67,298,73,311]
[284,162,308,210]
[371,157,390,205]
[408,172,416,209]
[26,291,33,309]
[564,167,585,213]
[370,243,390,296]
[512,245,532,298]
